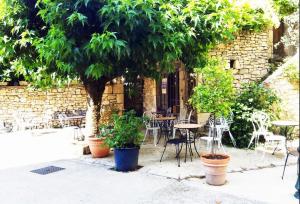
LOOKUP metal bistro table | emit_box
[64,115,86,141]
[155,116,176,145]
[271,120,299,153]
[173,123,203,162]
[272,120,299,199]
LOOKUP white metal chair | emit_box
[200,116,226,153]
[142,111,160,146]
[248,111,286,152]
[218,114,236,147]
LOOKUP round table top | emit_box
[272,120,299,127]
[155,117,176,121]
[174,123,202,129]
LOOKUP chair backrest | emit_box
[251,111,270,132]
[166,107,172,117]
[187,110,193,123]
[142,111,158,128]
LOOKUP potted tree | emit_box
[100,110,144,171]
[189,58,235,185]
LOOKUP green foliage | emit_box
[99,111,144,148]
[228,82,280,148]
[284,61,299,88]
[0,0,274,85]
[189,58,235,117]
[273,0,299,17]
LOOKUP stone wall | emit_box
[143,78,156,113]
[0,81,124,126]
[209,30,273,88]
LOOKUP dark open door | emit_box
[124,79,144,116]
[156,71,180,114]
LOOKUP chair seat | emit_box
[200,136,221,141]
[146,127,160,130]
[265,135,286,141]
[167,138,186,145]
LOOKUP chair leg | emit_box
[282,153,290,179]
[228,131,236,147]
[142,129,148,145]
[153,129,158,146]
[160,142,168,162]
[248,133,256,148]
[184,141,188,162]
[193,139,200,157]
[175,144,180,167]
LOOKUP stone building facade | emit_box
[142,30,274,114]
[209,30,273,88]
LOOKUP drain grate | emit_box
[30,166,65,175]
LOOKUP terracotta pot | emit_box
[197,112,211,124]
[201,153,230,186]
[88,136,110,158]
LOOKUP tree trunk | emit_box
[83,78,108,137]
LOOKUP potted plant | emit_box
[88,134,110,158]
[100,110,144,171]
[189,58,235,185]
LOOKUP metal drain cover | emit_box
[31,166,65,175]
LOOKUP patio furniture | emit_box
[156,116,176,145]
[282,147,299,179]
[200,116,226,153]
[142,111,160,146]
[248,111,286,152]
[173,123,202,162]
[271,120,299,154]
[172,110,193,138]
[219,113,236,147]
[160,136,186,167]
[58,113,85,141]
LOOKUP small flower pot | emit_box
[88,136,110,158]
[197,112,211,124]
[114,147,140,171]
[0,82,8,86]
[201,153,230,186]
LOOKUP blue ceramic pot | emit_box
[114,147,140,171]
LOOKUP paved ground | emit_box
[0,129,298,204]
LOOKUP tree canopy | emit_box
[0,0,274,86]
[0,0,276,133]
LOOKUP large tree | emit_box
[0,0,273,135]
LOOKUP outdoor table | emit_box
[271,120,298,152]
[64,115,85,127]
[173,123,203,162]
[272,120,299,199]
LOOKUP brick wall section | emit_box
[0,81,124,125]
[209,30,273,88]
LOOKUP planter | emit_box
[88,136,110,158]
[19,81,28,86]
[0,82,8,86]
[114,147,140,171]
[201,153,230,186]
[197,112,211,124]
